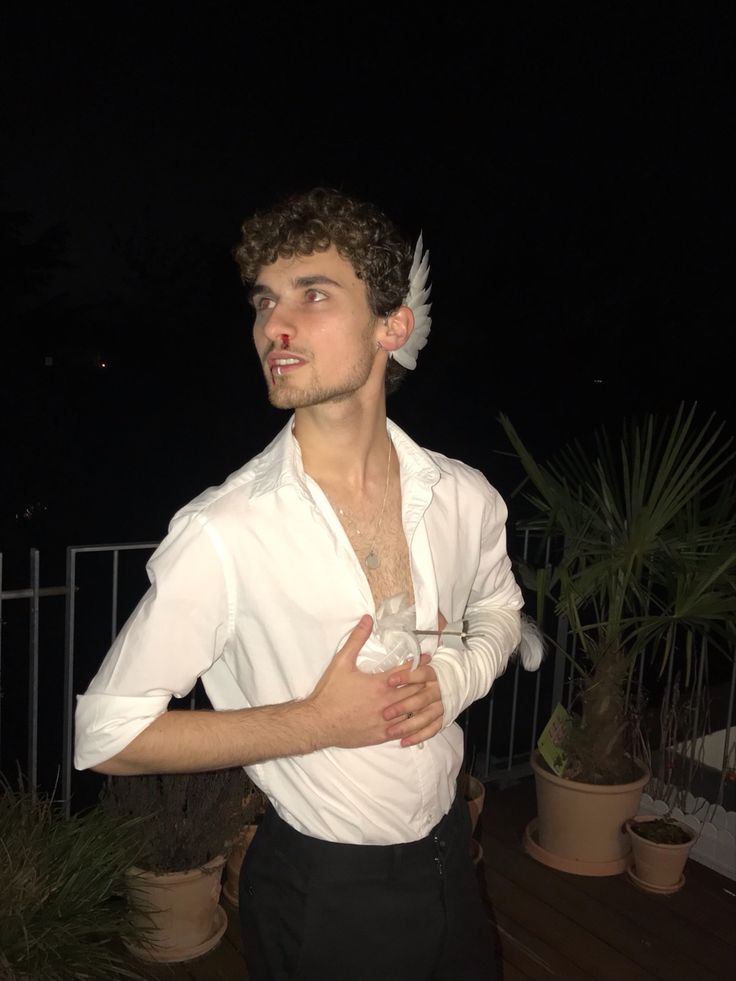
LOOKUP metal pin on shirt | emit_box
[412,629,468,638]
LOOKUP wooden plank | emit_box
[681,855,736,910]
[221,898,244,950]
[484,834,724,981]
[128,956,197,980]
[109,954,192,981]
[500,954,535,979]
[484,862,648,980]
[476,859,582,979]
[181,936,247,981]
[567,860,736,976]
[494,908,576,979]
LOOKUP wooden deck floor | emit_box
[135,777,736,981]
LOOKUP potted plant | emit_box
[625,815,697,893]
[101,766,249,963]
[499,404,736,875]
[222,781,268,908]
[459,770,486,837]
[0,778,150,981]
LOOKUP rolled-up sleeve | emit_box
[74,513,232,770]
[431,482,523,724]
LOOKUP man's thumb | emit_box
[336,615,373,664]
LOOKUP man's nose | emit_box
[262,303,296,345]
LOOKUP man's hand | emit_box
[381,610,447,747]
[305,616,439,751]
[383,661,444,747]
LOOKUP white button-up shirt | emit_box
[75,419,523,844]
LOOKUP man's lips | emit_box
[267,353,307,379]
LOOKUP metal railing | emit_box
[2,542,734,812]
[0,549,68,788]
[61,543,159,812]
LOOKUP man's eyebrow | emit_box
[248,275,343,305]
[248,283,275,305]
[292,275,342,289]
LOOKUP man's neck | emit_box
[293,396,391,493]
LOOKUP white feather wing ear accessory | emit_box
[391,234,432,370]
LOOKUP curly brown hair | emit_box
[233,188,413,393]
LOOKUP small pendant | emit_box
[365,551,380,570]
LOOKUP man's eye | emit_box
[256,296,276,312]
[305,289,327,303]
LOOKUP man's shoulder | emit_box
[388,419,502,504]
[172,421,295,526]
[424,445,500,500]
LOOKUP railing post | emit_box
[28,549,40,794]
[0,552,3,762]
[0,551,3,762]
[111,549,119,641]
[62,547,76,817]
[720,653,736,806]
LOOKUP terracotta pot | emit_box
[525,751,649,876]
[625,815,696,894]
[222,824,259,908]
[464,776,486,834]
[124,855,227,963]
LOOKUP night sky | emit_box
[2,5,733,556]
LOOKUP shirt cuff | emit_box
[74,692,170,770]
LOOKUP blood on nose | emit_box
[280,334,290,350]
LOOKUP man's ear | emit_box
[377,306,414,354]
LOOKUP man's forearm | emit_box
[87,616,440,775]
[93,699,322,775]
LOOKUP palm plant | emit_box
[499,404,736,785]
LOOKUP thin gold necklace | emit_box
[333,439,393,570]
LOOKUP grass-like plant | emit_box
[0,781,150,981]
[499,404,736,785]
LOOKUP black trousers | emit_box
[239,794,497,981]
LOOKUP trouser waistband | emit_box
[259,792,466,875]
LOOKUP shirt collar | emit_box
[248,417,440,500]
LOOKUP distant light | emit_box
[593,378,604,384]
[100,361,107,368]
[17,502,48,521]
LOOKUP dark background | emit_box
[2,3,733,555]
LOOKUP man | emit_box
[75,188,527,980]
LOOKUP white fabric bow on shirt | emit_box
[345,593,422,674]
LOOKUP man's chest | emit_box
[330,483,415,609]
[361,497,415,608]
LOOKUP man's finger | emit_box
[387,661,435,688]
[400,722,442,747]
[385,699,444,737]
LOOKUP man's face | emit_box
[250,246,381,410]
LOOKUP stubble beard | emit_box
[265,329,378,410]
